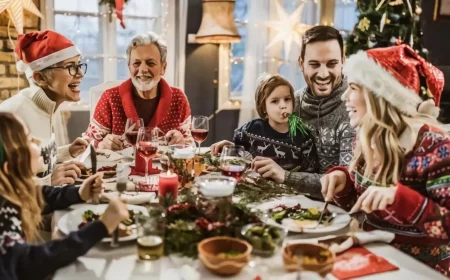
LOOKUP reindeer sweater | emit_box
[233,119,317,173]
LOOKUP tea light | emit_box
[200,180,235,197]
[158,171,179,205]
[173,146,195,159]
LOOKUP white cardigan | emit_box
[0,85,73,185]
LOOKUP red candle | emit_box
[158,171,179,206]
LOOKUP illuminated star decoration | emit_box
[265,1,311,58]
[0,0,43,34]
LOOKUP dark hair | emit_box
[255,74,295,119]
[300,26,344,60]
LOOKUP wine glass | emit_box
[220,145,247,181]
[136,127,159,183]
[191,115,209,155]
[125,118,144,156]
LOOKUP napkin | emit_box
[319,230,395,254]
[100,191,155,205]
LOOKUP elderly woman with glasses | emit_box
[0,30,89,186]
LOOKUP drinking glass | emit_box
[191,115,209,155]
[136,203,166,260]
[220,145,247,181]
[125,118,144,156]
[136,127,159,183]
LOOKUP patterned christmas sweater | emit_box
[0,185,108,280]
[330,124,450,276]
[85,78,193,147]
[233,119,317,173]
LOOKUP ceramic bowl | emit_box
[197,236,252,276]
[283,243,335,277]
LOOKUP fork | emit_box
[314,201,329,229]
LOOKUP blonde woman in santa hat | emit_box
[321,45,450,275]
[0,30,90,186]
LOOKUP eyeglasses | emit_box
[46,63,87,77]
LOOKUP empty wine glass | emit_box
[136,127,159,183]
[125,118,144,156]
[191,115,209,155]
[220,145,247,181]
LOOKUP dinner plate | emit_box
[58,204,148,242]
[255,197,351,233]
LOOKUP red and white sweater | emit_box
[85,78,192,146]
[330,124,450,276]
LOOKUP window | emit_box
[44,0,169,105]
[229,0,248,98]
[334,0,358,38]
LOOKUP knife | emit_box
[78,143,91,163]
[90,144,99,204]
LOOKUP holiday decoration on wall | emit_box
[265,1,312,57]
[0,0,43,34]
[99,0,129,28]
[346,0,428,59]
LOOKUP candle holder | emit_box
[166,144,195,188]
[195,174,237,224]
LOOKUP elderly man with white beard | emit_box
[86,32,192,150]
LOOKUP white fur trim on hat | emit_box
[16,45,81,72]
[343,51,423,117]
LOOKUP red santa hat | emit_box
[343,45,444,118]
[15,30,81,73]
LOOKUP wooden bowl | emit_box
[198,236,252,276]
[283,243,335,277]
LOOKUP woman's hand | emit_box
[166,130,185,145]
[99,198,130,234]
[320,171,348,201]
[78,173,104,202]
[98,134,124,151]
[350,186,397,214]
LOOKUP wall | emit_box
[0,1,40,102]
[423,0,450,123]
[184,0,239,146]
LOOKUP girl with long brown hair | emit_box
[321,45,450,275]
[0,112,130,280]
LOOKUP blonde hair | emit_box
[255,74,294,118]
[0,113,43,241]
[350,87,448,186]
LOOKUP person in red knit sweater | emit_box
[85,32,192,150]
[321,45,450,276]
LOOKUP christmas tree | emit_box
[345,0,428,59]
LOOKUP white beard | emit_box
[131,76,160,92]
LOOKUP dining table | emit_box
[51,147,447,280]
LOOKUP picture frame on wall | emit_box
[434,0,450,20]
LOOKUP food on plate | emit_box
[79,168,93,179]
[78,209,140,237]
[271,203,331,226]
[79,165,117,179]
[243,224,282,255]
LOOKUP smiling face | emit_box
[128,44,166,93]
[342,83,367,128]
[299,40,344,97]
[265,85,294,126]
[36,55,84,103]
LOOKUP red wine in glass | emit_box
[221,165,246,180]
[191,129,209,143]
[125,131,139,146]
[137,141,158,158]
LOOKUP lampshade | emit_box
[195,0,241,44]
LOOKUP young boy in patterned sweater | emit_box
[211,74,317,182]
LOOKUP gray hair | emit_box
[126,32,167,64]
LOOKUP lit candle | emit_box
[158,171,179,206]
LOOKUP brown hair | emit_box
[0,112,43,241]
[300,26,344,60]
[255,74,294,118]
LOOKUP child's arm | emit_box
[232,124,251,151]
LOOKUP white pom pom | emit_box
[15,60,27,72]
[418,99,440,119]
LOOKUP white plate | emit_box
[255,197,350,233]
[58,204,148,242]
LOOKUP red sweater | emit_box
[329,124,450,276]
[86,78,192,147]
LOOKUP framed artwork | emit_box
[434,0,450,20]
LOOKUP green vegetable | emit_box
[272,210,286,223]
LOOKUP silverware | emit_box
[90,144,99,204]
[314,201,329,229]
[110,180,127,248]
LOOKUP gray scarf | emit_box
[300,78,348,120]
